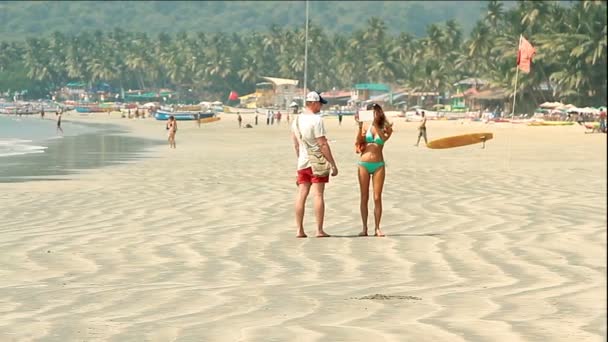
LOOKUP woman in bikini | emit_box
[166,115,177,148]
[355,103,393,237]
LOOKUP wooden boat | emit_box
[154,109,216,121]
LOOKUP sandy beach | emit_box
[1,112,606,341]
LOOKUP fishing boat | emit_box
[154,109,216,121]
[75,105,104,113]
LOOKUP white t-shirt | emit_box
[292,111,327,170]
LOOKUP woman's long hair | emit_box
[368,103,387,128]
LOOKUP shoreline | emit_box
[0,113,164,182]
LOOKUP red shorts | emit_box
[297,167,329,184]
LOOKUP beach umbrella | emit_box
[289,101,298,108]
[539,101,563,109]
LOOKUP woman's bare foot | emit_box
[297,230,307,238]
[374,228,385,237]
[316,231,331,238]
[358,230,368,237]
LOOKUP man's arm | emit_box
[291,131,300,158]
[316,136,338,176]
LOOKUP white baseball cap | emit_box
[305,91,328,104]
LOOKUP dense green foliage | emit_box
[0,1,490,40]
[0,0,606,111]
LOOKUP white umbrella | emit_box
[289,101,299,108]
[539,101,563,109]
[212,101,223,106]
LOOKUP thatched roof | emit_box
[470,88,510,100]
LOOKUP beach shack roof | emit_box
[261,76,299,86]
[66,82,86,88]
[322,89,352,99]
[470,88,510,100]
[454,78,487,86]
[355,83,390,92]
[451,87,479,98]
[365,91,408,103]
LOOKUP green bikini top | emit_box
[365,125,385,145]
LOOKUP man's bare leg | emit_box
[312,183,330,237]
[295,182,311,237]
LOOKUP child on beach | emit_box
[166,115,177,148]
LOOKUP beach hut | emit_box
[354,83,390,103]
[260,76,300,109]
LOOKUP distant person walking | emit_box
[415,111,427,146]
[255,114,258,125]
[338,112,343,126]
[40,108,45,119]
[291,91,338,238]
[237,112,242,128]
[166,115,177,148]
[56,112,63,134]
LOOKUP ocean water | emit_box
[0,115,163,182]
[0,114,97,157]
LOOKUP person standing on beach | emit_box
[41,108,45,119]
[291,91,338,238]
[166,115,177,148]
[56,111,63,134]
[237,112,242,128]
[338,112,343,126]
[599,110,606,133]
[355,103,393,237]
[415,111,427,146]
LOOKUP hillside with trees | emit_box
[0,0,605,111]
[0,1,490,41]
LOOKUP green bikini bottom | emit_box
[358,161,385,174]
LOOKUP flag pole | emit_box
[303,0,309,102]
[511,34,522,117]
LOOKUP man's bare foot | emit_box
[297,231,307,238]
[358,231,368,237]
[374,228,385,237]
[316,231,331,238]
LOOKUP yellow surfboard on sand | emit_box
[426,133,493,149]
[527,121,574,126]
[199,117,221,124]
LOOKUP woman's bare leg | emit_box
[358,165,370,236]
[372,166,386,237]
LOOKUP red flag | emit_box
[516,36,536,74]
[228,91,239,101]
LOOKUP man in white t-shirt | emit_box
[291,91,338,238]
